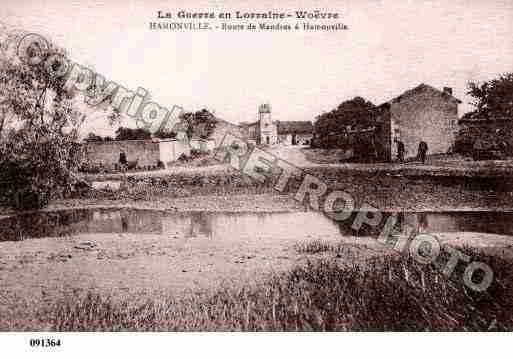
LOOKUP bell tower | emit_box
[258,103,276,145]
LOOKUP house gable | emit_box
[387,83,462,106]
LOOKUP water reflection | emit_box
[0,208,512,242]
[336,211,513,237]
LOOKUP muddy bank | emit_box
[1,226,512,329]
[0,222,378,329]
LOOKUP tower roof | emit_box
[259,104,271,113]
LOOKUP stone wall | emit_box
[159,139,191,166]
[84,140,160,168]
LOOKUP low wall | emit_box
[160,140,191,165]
[190,139,216,152]
[84,140,160,168]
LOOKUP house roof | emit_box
[240,121,259,128]
[385,83,462,105]
[277,121,313,134]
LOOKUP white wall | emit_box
[190,138,216,152]
[159,139,191,167]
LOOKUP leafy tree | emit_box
[153,128,176,139]
[115,126,151,141]
[179,109,217,140]
[107,107,121,127]
[466,73,513,119]
[314,97,375,148]
[0,28,85,209]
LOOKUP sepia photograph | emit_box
[0,0,512,354]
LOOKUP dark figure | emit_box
[417,212,429,233]
[396,140,405,163]
[119,151,127,165]
[119,151,127,172]
[418,141,428,164]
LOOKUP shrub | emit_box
[177,153,190,162]
[190,148,210,158]
[0,127,84,209]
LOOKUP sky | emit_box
[1,0,513,136]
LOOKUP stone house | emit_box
[373,84,461,161]
[277,121,314,145]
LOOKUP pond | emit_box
[1,208,513,242]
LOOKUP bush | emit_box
[177,153,190,162]
[190,148,210,158]
[0,128,84,210]
[127,160,138,170]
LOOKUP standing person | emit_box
[418,141,428,164]
[119,150,127,171]
[396,139,405,163]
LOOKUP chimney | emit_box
[443,87,453,96]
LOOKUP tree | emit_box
[153,128,176,139]
[84,132,103,142]
[0,28,85,209]
[314,97,376,148]
[179,109,217,140]
[466,73,513,119]
[115,127,151,141]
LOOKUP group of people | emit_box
[395,139,428,164]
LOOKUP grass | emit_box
[294,240,351,254]
[31,248,513,331]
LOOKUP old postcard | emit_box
[0,0,512,355]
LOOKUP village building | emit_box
[83,138,191,170]
[83,116,247,171]
[372,84,461,161]
[242,104,314,146]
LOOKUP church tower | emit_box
[258,104,277,145]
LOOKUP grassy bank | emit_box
[33,249,512,331]
[76,164,513,211]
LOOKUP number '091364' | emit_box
[29,338,61,347]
